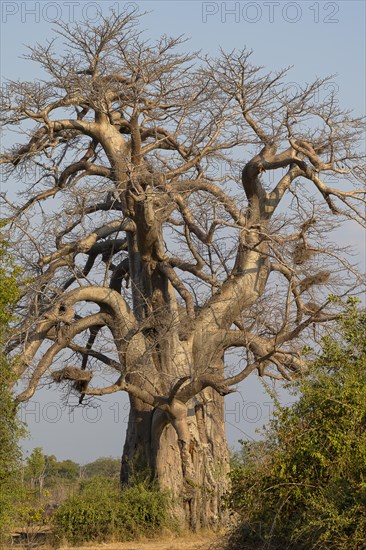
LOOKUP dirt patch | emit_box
[60,532,223,550]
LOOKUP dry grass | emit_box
[59,531,223,550]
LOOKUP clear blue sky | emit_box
[1,0,365,463]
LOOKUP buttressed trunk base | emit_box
[122,387,230,530]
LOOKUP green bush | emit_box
[83,456,120,479]
[53,476,171,545]
[0,225,25,542]
[227,301,366,550]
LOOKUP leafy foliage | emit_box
[227,301,366,549]
[44,455,80,484]
[0,226,24,540]
[24,447,46,491]
[83,456,120,479]
[53,476,172,545]
[12,447,171,545]
[23,451,119,488]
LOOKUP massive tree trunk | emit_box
[122,385,230,529]
[119,225,230,529]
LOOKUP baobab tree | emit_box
[1,12,365,529]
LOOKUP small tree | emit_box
[83,457,120,479]
[24,447,47,495]
[228,301,366,549]
[44,455,80,484]
[1,11,365,528]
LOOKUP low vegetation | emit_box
[226,301,366,549]
[0,227,24,543]
[3,450,173,547]
[53,476,171,545]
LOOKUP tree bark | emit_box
[121,384,230,530]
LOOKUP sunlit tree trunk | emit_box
[122,386,229,529]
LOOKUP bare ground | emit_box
[59,532,224,550]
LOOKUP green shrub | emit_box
[0,225,25,542]
[53,476,171,545]
[83,457,120,479]
[227,301,366,550]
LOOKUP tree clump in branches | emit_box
[227,300,366,549]
[0,10,365,529]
